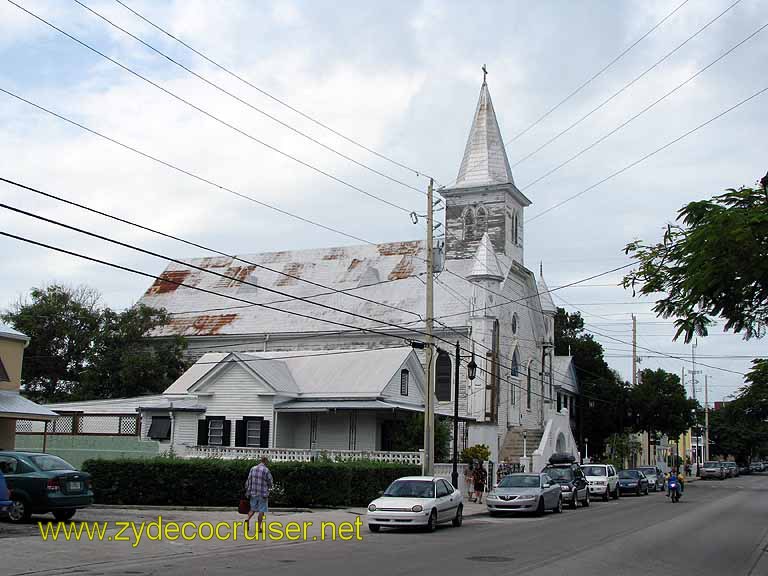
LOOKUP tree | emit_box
[2,284,188,402]
[554,308,630,458]
[623,176,768,343]
[387,413,451,461]
[629,368,699,463]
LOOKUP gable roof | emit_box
[537,269,557,314]
[0,323,29,344]
[553,356,579,393]
[164,347,417,399]
[0,391,58,421]
[450,81,514,189]
[468,232,504,281]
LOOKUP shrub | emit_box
[460,444,490,463]
[82,458,420,508]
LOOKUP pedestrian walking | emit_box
[463,462,474,500]
[244,456,273,532]
[473,462,487,504]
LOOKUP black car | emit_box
[617,469,649,496]
[542,454,590,509]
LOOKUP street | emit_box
[1,474,766,576]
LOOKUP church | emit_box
[45,79,580,471]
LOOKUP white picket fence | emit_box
[187,445,423,465]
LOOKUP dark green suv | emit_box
[0,451,93,523]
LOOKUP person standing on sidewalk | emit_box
[244,456,273,532]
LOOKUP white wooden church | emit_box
[48,79,580,471]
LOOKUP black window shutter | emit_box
[197,419,209,446]
[234,420,246,447]
[435,350,452,402]
[260,419,270,448]
[222,419,232,446]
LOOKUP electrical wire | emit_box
[8,0,419,215]
[112,0,439,185]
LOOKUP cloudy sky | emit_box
[1,0,766,402]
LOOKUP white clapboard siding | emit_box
[196,363,275,446]
[172,412,200,450]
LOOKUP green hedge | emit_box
[82,458,420,508]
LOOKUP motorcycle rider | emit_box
[667,469,684,498]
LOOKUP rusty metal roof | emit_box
[138,240,474,337]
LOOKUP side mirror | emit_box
[378,490,384,496]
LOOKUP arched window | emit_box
[462,208,475,241]
[512,211,518,245]
[526,361,532,410]
[400,369,409,396]
[475,206,487,236]
[510,347,520,377]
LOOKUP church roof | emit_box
[537,267,557,314]
[468,233,504,281]
[450,81,514,189]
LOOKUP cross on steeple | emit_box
[482,64,488,85]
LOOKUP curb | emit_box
[91,504,312,513]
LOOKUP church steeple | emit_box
[452,77,514,189]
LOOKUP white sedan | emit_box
[366,476,463,532]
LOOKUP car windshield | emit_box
[582,465,607,476]
[638,468,656,475]
[28,454,75,472]
[498,475,540,488]
[704,462,720,467]
[383,480,434,498]
[618,470,640,479]
[545,467,573,481]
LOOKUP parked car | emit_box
[724,462,739,477]
[0,451,93,523]
[581,464,620,501]
[542,454,590,509]
[366,476,463,532]
[486,473,562,516]
[739,464,751,475]
[0,470,12,514]
[750,462,765,473]
[700,461,726,480]
[617,469,649,496]
[637,466,664,491]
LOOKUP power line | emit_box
[503,0,690,146]
[0,176,423,322]
[525,82,768,223]
[8,0,418,215]
[73,0,427,197]
[512,0,741,172]
[112,0,439,185]
[520,15,765,190]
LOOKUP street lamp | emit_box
[467,353,477,381]
[584,438,589,463]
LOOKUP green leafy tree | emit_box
[623,176,768,343]
[554,308,629,458]
[629,368,699,463]
[2,284,187,402]
[387,413,451,461]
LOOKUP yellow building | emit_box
[0,323,56,449]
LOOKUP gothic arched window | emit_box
[510,346,520,378]
[512,211,519,245]
[462,208,475,241]
[476,206,487,237]
[526,361,533,410]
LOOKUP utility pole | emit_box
[691,340,698,472]
[423,177,435,476]
[632,314,637,388]
[704,374,710,462]
[451,341,460,488]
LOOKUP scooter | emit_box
[668,479,681,503]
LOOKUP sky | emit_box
[1,0,766,403]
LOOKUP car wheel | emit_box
[553,496,563,514]
[368,524,380,533]
[582,491,590,507]
[452,505,463,527]
[426,510,437,532]
[535,497,545,516]
[602,490,609,502]
[7,498,31,524]
[53,509,77,522]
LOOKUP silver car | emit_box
[637,466,664,491]
[487,473,562,516]
[701,461,726,480]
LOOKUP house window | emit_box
[147,416,171,440]
[0,357,9,382]
[246,419,261,447]
[510,347,519,377]
[463,208,475,241]
[526,363,532,410]
[208,419,224,445]
[400,369,409,396]
[476,206,487,236]
[557,393,562,412]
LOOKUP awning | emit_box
[0,391,58,421]
[275,399,476,421]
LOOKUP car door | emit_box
[574,466,586,500]
[542,474,556,508]
[441,480,460,520]
[434,480,450,522]
[0,455,35,507]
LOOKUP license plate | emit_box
[68,481,82,492]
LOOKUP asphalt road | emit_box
[2,474,767,576]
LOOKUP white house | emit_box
[45,78,581,469]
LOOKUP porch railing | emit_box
[187,445,423,465]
